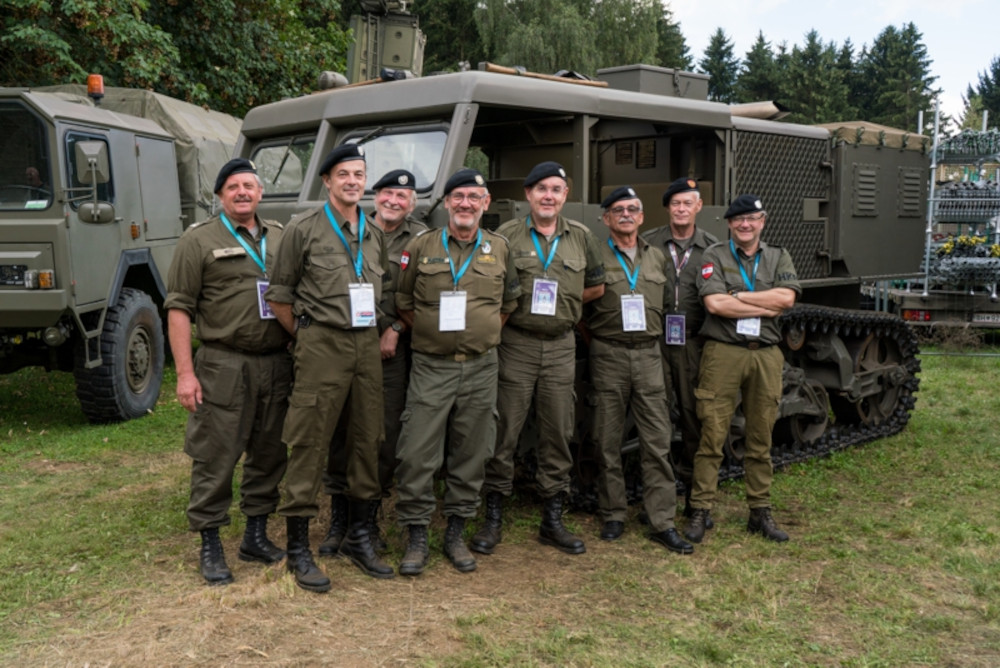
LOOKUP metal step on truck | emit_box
[0,77,240,422]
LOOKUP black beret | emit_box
[600,186,640,209]
[319,144,365,176]
[443,168,486,195]
[372,169,416,191]
[523,161,567,188]
[661,177,699,206]
[724,194,765,219]
[214,158,256,194]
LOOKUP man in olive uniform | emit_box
[320,169,427,556]
[265,144,393,592]
[582,186,693,554]
[687,194,800,544]
[166,158,292,586]
[473,161,605,557]
[394,168,520,575]
[641,177,718,518]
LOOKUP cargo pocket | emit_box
[196,359,243,408]
[283,389,320,445]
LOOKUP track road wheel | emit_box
[74,287,165,423]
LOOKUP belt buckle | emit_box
[747,341,760,351]
[454,353,467,362]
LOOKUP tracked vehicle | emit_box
[236,49,924,481]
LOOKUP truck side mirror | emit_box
[74,141,110,185]
[78,201,115,223]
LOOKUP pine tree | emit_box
[735,31,780,103]
[698,28,739,103]
[783,30,853,124]
[655,5,692,71]
[960,56,1000,130]
[857,23,939,131]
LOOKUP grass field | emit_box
[0,352,998,666]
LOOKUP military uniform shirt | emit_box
[166,214,288,352]
[498,215,606,335]
[377,215,428,332]
[264,204,389,329]
[642,225,718,335]
[585,237,667,344]
[697,240,800,345]
[396,228,520,356]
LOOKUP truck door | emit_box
[64,130,121,307]
[134,136,182,241]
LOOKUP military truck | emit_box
[0,80,240,422]
[234,60,925,482]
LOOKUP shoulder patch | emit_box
[700,262,714,279]
[414,228,431,238]
[400,250,410,270]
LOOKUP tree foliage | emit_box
[782,30,854,123]
[655,4,692,70]
[960,56,1000,130]
[0,0,351,116]
[698,28,739,103]
[855,23,938,131]
[735,32,779,103]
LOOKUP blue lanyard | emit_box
[220,213,266,275]
[608,238,640,293]
[324,202,366,280]
[527,216,560,274]
[729,240,760,292]
[442,227,483,289]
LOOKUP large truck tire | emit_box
[74,287,165,423]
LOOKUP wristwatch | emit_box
[390,321,404,333]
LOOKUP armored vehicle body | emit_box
[236,63,924,478]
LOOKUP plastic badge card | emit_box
[349,283,377,327]
[665,313,685,345]
[736,317,761,337]
[257,279,276,320]
[439,291,467,331]
[530,277,558,315]
[620,294,647,332]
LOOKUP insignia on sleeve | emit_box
[400,251,410,270]
[701,263,714,279]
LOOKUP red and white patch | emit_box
[701,262,714,279]
[400,251,410,270]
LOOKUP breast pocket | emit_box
[307,252,351,297]
[414,261,453,304]
[471,260,504,302]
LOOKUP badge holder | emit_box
[531,277,558,316]
[621,294,647,332]
[349,283,377,328]
[665,313,685,345]
[257,279,276,320]
[439,291,467,331]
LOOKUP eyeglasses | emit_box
[448,192,485,204]
[609,205,642,216]
[729,213,765,223]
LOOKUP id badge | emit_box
[349,283,377,328]
[621,294,647,332]
[531,277,558,316]
[736,317,761,337]
[439,291,467,331]
[257,279,276,320]
[665,313,686,345]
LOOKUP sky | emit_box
[671,0,999,128]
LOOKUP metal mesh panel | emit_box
[733,131,830,279]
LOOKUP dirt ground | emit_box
[10,504,611,667]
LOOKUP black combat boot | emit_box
[238,514,285,564]
[398,524,429,576]
[683,508,712,544]
[443,515,477,573]
[747,507,789,543]
[538,494,586,554]
[649,528,694,554]
[285,516,331,593]
[318,494,348,557]
[470,491,504,554]
[367,499,387,554]
[340,499,395,579]
[199,528,234,585]
[682,486,714,529]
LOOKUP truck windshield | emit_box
[0,101,53,210]
[347,128,446,193]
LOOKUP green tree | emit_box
[0,0,181,90]
[735,31,781,103]
[593,0,660,70]
[419,0,484,73]
[960,56,1000,130]
[698,28,739,102]
[655,4,692,70]
[475,0,598,74]
[783,30,853,123]
[856,23,938,131]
